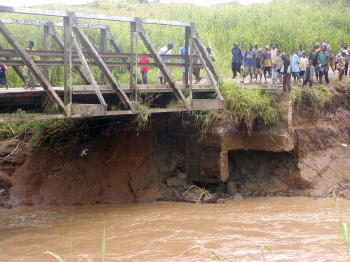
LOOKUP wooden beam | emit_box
[136,22,186,104]
[0,48,199,60]
[0,7,191,27]
[0,44,28,85]
[0,18,107,29]
[130,22,137,101]
[48,21,91,85]
[69,13,134,110]
[192,25,219,82]
[71,29,107,106]
[63,16,72,106]
[43,24,51,83]
[0,20,67,114]
[193,39,223,100]
[1,59,204,68]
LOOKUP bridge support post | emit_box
[63,16,73,107]
[130,21,137,101]
[185,25,192,101]
[43,24,51,83]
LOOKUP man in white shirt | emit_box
[158,42,174,84]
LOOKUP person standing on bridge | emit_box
[0,64,8,89]
[158,42,174,85]
[335,50,347,83]
[140,56,150,84]
[317,44,330,84]
[281,53,291,92]
[231,42,243,79]
[242,45,256,84]
[290,49,300,84]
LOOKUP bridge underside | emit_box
[0,83,224,122]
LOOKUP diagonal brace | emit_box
[71,31,107,106]
[69,13,134,110]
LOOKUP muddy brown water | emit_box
[0,197,349,262]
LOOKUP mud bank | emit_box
[0,85,350,208]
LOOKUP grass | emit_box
[194,80,280,139]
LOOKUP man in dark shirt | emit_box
[231,42,243,79]
[281,53,291,92]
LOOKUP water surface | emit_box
[0,197,349,261]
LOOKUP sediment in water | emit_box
[0,84,350,208]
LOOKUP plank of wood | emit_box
[0,7,191,27]
[0,48,199,60]
[0,20,67,114]
[70,14,135,110]
[0,18,107,29]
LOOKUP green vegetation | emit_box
[292,85,333,116]
[194,81,280,139]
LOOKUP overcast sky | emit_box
[1,0,272,7]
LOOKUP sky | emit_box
[0,0,272,7]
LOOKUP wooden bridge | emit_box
[0,6,224,122]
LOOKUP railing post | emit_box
[63,15,73,108]
[43,24,51,83]
[130,21,138,101]
[185,25,193,101]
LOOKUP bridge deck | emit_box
[0,83,213,97]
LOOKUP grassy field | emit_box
[1,0,350,86]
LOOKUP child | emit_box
[303,60,314,87]
[299,53,308,78]
[140,57,150,84]
[335,51,347,83]
[271,63,278,88]
[0,64,7,89]
[255,51,263,82]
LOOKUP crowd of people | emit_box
[231,41,350,92]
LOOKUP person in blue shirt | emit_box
[242,45,256,84]
[231,42,243,79]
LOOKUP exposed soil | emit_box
[1,84,350,208]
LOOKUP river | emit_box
[0,197,349,262]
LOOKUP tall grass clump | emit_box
[194,81,280,139]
